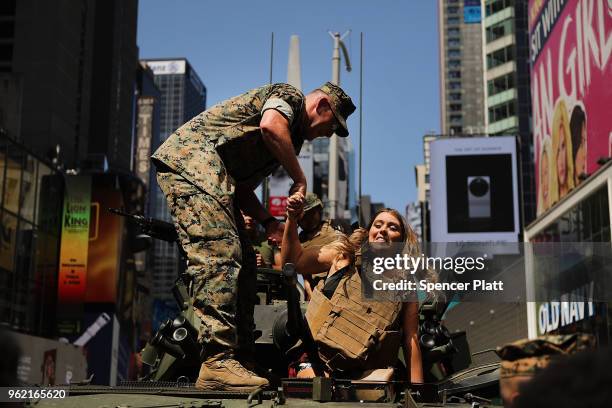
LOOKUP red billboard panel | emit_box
[268,196,288,217]
[530,0,611,215]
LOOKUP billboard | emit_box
[464,0,482,23]
[529,0,612,215]
[135,97,155,187]
[85,175,124,304]
[430,136,520,243]
[57,176,92,335]
[14,331,87,385]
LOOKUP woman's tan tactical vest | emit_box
[305,268,403,372]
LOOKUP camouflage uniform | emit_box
[251,233,274,268]
[299,193,344,282]
[496,333,596,378]
[152,83,305,353]
[299,220,344,250]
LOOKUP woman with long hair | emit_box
[537,138,557,214]
[552,100,575,198]
[281,193,427,382]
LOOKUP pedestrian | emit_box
[242,211,274,268]
[152,82,355,391]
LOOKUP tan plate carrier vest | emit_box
[305,268,403,372]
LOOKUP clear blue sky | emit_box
[137,1,440,212]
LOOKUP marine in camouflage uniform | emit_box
[151,81,355,389]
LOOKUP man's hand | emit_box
[266,219,285,247]
[289,181,307,198]
[286,192,305,221]
[255,253,265,267]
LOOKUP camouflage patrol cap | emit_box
[317,82,356,137]
[496,333,596,378]
[303,192,323,212]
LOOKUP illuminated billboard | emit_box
[529,0,612,215]
[429,136,520,243]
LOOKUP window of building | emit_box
[450,126,463,134]
[487,45,514,69]
[0,44,12,62]
[447,6,459,14]
[531,185,610,243]
[449,81,462,90]
[450,104,462,112]
[485,0,514,16]
[0,0,16,16]
[449,70,461,79]
[486,19,514,43]
[448,60,461,68]
[448,38,461,47]
[447,17,460,25]
[447,27,460,37]
[450,114,462,124]
[488,100,516,122]
[448,49,461,58]
[487,73,515,96]
[449,92,462,101]
[0,21,14,38]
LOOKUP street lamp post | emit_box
[327,30,351,219]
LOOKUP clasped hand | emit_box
[286,192,305,220]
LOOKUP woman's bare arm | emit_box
[402,301,423,383]
[281,193,335,275]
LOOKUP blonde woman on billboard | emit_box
[537,138,557,215]
[551,100,574,199]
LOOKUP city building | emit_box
[525,0,611,343]
[358,195,386,226]
[414,134,438,243]
[140,58,206,328]
[405,202,422,243]
[438,0,487,135]
[0,132,63,337]
[133,63,162,212]
[437,1,535,225]
[2,0,138,171]
[483,0,535,223]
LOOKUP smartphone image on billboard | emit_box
[467,176,491,218]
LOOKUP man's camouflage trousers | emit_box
[156,170,257,355]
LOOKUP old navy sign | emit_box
[537,282,595,334]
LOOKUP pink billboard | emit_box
[529,0,611,215]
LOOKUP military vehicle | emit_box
[24,210,503,407]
